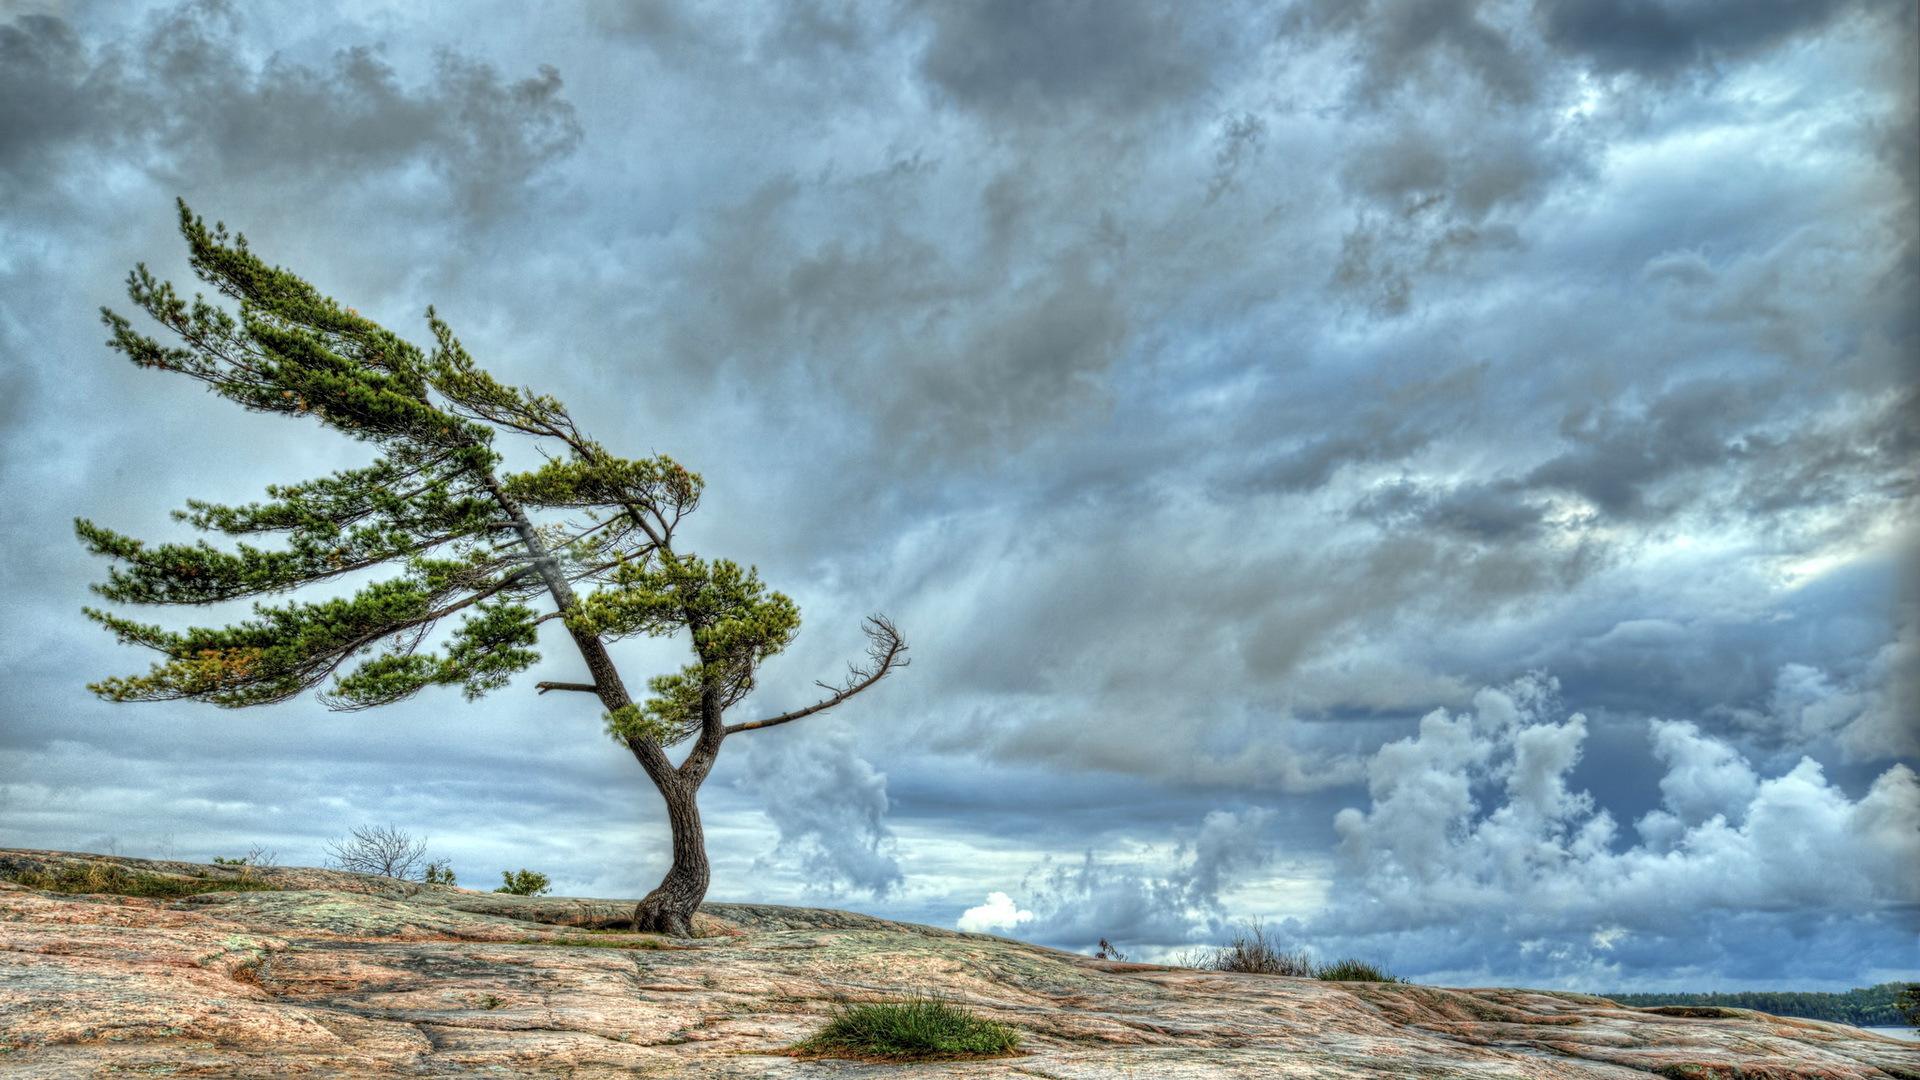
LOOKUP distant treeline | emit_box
[1605,984,1916,1027]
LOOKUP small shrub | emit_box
[1315,958,1400,983]
[1181,922,1402,982]
[422,860,457,886]
[324,824,432,880]
[211,844,277,869]
[1168,946,1216,969]
[1204,922,1315,976]
[495,868,551,896]
[791,995,1020,1061]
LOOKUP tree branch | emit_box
[723,615,908,736]
[480,474,679,788]
[535,680,599,695]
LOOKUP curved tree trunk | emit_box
[631,777,709,936]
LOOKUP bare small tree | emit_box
[212,843,277,868]
[325,824,430,880]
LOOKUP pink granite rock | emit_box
[2,849,1914,1078]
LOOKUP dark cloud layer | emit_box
[1538,0,1851,77]
[915,0,1252,117]
[1,0,1912,991]
[1,3,578,211]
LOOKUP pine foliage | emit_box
[77,201,837,744]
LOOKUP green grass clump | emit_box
[4,863,276,898]
[1315,958,1401,983]
[791,996,1020,1061]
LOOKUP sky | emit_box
[0,0,1914,993]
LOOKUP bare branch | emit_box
[535,680,599,695]
[323,824,431,880]
[723,615,908,735]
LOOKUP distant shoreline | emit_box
[1602,985,1916,1029]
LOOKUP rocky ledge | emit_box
[1,849,1914,1078]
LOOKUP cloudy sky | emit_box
[2,0,1915,992]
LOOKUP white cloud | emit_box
[1308,674,1920,986]
[957,890,1034,933]
[1645,718,1759,831]
[946,808,1281,950]
[736,726,902,898]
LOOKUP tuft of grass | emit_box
[1182,922,1403,982]
[790,995,1021,1062]
[4,863,277,898]
[1202,922,1315,976]
[1315,958,1401,983]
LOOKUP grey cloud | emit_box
[1351,478,1549,541]
[1316,60,1589,315]
[1339,119,1581,222]
[0,3,579,212]
[1713,648,1920,766]
[1499,552,1907,745]
[1519,375,1914,541]
[1536,0,1853,78]
[1206,111,1267,205]
[0,13,96,186]
[585,0,712,44]
[913,0,1250,119]
[736,725,903,897]
[958,807,1279,952]
[0,362,34,454]
[1322,104,1565,315]
[1287,0,1540,106]
[1525,377,1769,519]
[1243,413,1435,493]
[655,169,1131,460]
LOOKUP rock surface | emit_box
[1,849,1914,1078]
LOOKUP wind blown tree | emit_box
[77,202,908,934]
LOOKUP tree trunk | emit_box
[631,777,709,936]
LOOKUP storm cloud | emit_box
[1,0,1912,991]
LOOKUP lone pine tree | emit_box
[76,202,908,934]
